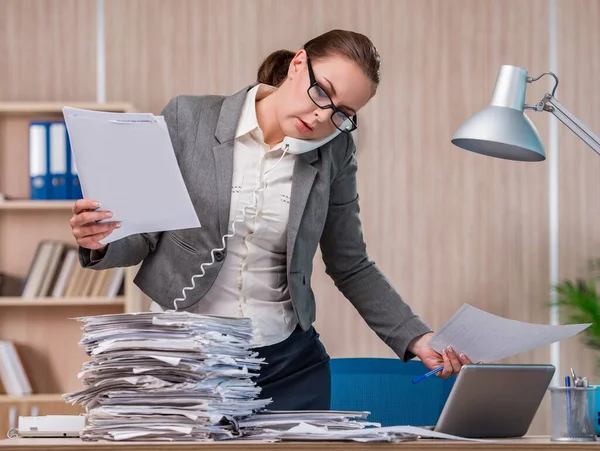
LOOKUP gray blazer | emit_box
[79,85,431,360]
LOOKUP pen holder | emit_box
[549,386,596,442]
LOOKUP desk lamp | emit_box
[451,65,600,160]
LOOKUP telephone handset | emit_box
[172,129,341,310]
[282,129,341,155]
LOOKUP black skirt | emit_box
[251,325,331,410]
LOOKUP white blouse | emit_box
[153,84,299,347]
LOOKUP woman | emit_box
[70,29,471,410]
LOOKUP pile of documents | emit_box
[237,410,414,442]
[236,411,488,443]
[63,311,271,441]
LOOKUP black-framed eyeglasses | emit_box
[306,57,357,133]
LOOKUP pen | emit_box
[412,365,444,384]
[565,375,572,435]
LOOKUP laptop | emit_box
[433,363,555,438]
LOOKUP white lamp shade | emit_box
[451,105,546,162]
[451,65,546,162]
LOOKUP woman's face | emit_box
[276,50,373,140]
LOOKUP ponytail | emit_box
[256,49,295,87]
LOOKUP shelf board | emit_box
[0,200,74,210]
[0,394,67,403]
[0,101,135,114]
[0,297,125,307]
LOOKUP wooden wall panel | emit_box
[557,0,600,385]
[312,0,552,434]
[105,0,321,114]
[0,0,97,101]
[309,0,551,363]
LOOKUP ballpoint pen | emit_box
[412,365,444,384]
[565,375,572,435]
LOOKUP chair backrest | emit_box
[330,358,455,427]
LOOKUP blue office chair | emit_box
[330,358,455,427]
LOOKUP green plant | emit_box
[554,259,600,373]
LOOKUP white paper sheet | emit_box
[269,422,490,442]
[62,107,201,244]
[428,303,591,363]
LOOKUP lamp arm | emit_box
[535,93,600,157]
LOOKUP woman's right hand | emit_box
[70,199,121,250]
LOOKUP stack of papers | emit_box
[63,311,271,441]
[238,410,380,440]
[237,411,486,443]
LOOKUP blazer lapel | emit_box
[287,149,319,269]
[212,86,253,237]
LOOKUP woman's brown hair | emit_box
[256,29,380,95]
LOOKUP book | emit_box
[0,341,32,396]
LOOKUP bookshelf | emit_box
[0,394,65,403]
[0,101,148,435]
[0,201,73,211]
[0,297,125,307]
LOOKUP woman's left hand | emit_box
[408,333,472,379]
